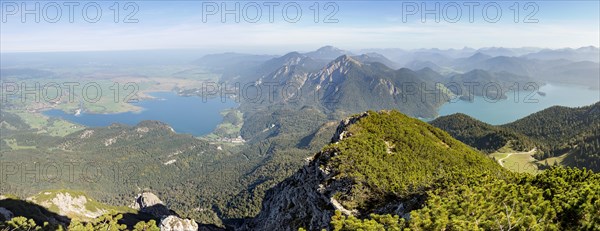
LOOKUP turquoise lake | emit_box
[44,92,237,136]
[436,83,600,125]
[43,84,599,135]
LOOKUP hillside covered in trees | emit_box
[431,102,600,172]
[2,110,600,230]
[245,110,600,230]
[430,113,536,153]
[503,102,600,158]
[330,166,600,230]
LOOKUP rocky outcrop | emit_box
[242,150,336,230]
[160,215,199,231]
[49,192,106,219]
[242,113,369,231]
[27,191,106,221]
[132,192,199,231]
[131,192,172,218]
[331,111,370,143]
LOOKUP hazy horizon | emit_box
[1,45,598,56]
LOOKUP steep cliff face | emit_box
[242,113,370,231]
[240,149,333,230]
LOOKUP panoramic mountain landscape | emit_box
[1,1,600,230]
[1,44,599,230]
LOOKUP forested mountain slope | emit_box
[246,110,600,230]
[430,113,536,153]
[502,102,600,159]
[244,110,505,230]
[3,110,600,230]
[432,102,600,171]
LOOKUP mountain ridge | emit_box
[244,110,504,230]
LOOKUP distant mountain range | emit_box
[191,46,598,116]
[523,46,600,62]
[361,46,599,63]
[245,54,450,118]
[446,69,535,100]
[191,45,599,119]
[304,45,354,60]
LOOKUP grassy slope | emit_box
[27,190,137,221]
[2,190,137,223]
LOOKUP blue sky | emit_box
[1,1,598,53]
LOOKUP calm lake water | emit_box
[437,83,600,125]
[44,92,237,136]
